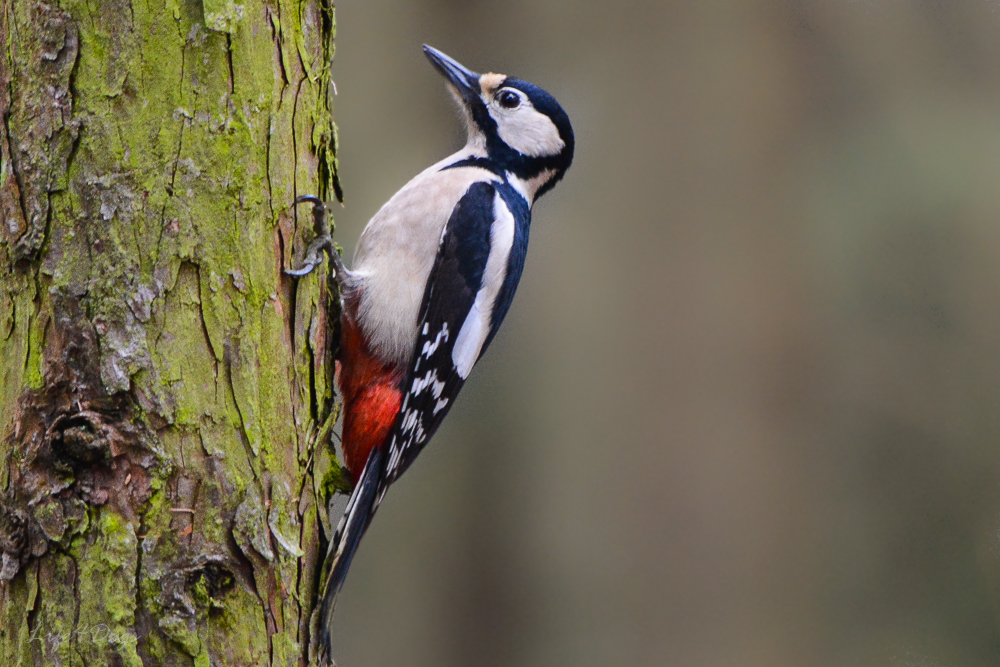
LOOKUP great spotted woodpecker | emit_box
[288,46,574,663]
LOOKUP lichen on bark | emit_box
[0,0,342,664]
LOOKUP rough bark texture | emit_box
[0,0,343,664]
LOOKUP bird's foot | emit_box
[285,234,334,276]
[286,195,335,277]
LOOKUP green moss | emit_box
[109,633,144,667]
[158,615,201,657]
[190,573,211,608]
[23,299,48,390]
[2,0,342,663]
[71,508,138,657]
[202,583,270,663]
[320,461,353,502]
[100,510,125,538]
[0,281,30,424]
[0,562,34,666]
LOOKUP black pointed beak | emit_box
[423,45,481,104]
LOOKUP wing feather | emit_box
[382,180,503,487]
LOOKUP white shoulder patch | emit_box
[451,192,516,378]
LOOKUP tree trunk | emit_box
[0,0,342,664]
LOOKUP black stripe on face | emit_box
[468,78,574,193]
[443,156,504,177]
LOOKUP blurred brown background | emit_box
[327,2,1000,665]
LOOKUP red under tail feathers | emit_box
[337,310,405,482]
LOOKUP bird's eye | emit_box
[497,90,521,109]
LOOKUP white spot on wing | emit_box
[386,439,403,476]
[452,192,516,379]
[411,369,446,399]
[421,323,450,358]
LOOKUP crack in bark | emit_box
[68,550,82,662]
[222,345,263,500]
[306,303,318,423]
[133,498,147,664]
[290,76,303,203]
[3,298,15,343]
[225,32,235,97]
[25,559,40,635]
[268,5,288,105]
[264,113,274,219]
[185,478,199,548]
[294,500,309,649]
[193,265,220,385]
[155,40,187,267]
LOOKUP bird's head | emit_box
[424,45,574,202]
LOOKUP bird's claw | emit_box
[294,194,325,208]
[285,234,334,277]
[287,195,334,277]
[284,263,319,277]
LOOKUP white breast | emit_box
[352,157,500,365]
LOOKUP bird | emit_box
[287,45,574,664]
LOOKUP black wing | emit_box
[380,180,501,489]
[318,180,531,662]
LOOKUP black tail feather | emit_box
[316,447,385,665]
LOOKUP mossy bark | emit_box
[0,0,342,664]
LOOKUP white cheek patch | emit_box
[488,103,565,158]
[451,193,516,378]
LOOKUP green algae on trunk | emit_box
[0,0,342,664]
